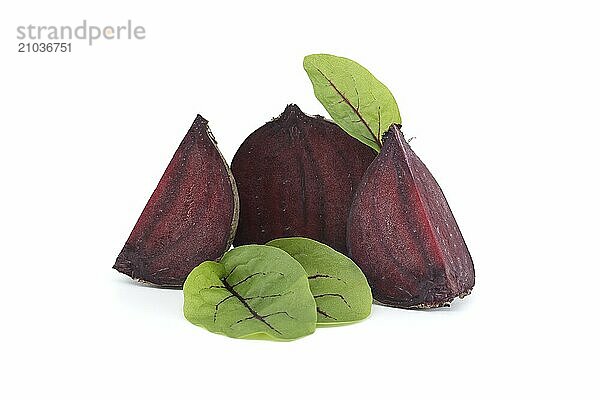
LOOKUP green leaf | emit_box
[183,245,317,340]
[303,54,402,152]
[267,237,372,324]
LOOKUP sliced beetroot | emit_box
[113,115,239,287]
[347,124,475,308]
[231,104,376,254]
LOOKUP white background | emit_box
[1,1,598,398]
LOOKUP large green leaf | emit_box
[267,238,372,324]
[183,245,317,340]
[303,54,402,152]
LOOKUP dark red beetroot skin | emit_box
[232,104,376,254]
[113,115,239,287]
[347,124,475,308]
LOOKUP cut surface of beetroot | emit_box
[347,124,474,308]
[232,104,376,254]
[113,115,239,287]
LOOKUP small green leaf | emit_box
[303,54,402,152]
[267,237,372,324]
[183,245,317,340]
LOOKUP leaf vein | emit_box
[316,307,337,320]
[230,271,284,288]
[308,274,346,284]
[213,294,235,322]
[221,277,283,335]
[314,293,351,308]
[314,67,377,145]
[244,291,293,301]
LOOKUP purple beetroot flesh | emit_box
[113,115,239,287]
[232,104,376,254]
[347,124,475,308]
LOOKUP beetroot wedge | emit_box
[113,115,239,287]
[347,124,474,308]
[231,104,376,254]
